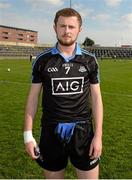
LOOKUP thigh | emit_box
[70,121,100,171]
[76,164,99,179]
[37,124,68,171]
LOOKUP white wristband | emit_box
[23,130,37,146]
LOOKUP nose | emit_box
[64,26,70,34]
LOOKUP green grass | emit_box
[0,59,132,179]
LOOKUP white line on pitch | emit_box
[0,80,132,98]
[0,80,29,85]
[102,91,132,97]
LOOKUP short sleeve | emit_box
[32,58,42,83]
[89,56,100,84]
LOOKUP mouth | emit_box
[63,36,71,41]
[63,34,71,38]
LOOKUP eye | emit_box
[68,25,75,29]
[60,24,66,28]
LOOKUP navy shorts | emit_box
[36,121,100,171]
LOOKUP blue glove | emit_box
[55,123,76,143]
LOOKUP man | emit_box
[24,8,103,179]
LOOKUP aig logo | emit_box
[47,67,58,72]
[51,77,84,95]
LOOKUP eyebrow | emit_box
[59,23,75,27]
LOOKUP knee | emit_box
[44,169,65,179]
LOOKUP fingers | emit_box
[90,150,101,159]
[89,139,102,159]
[90,148,101,159]
[25,141,38,159]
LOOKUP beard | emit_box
[57,35,77,46]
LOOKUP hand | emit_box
[89,135,102,159]
[25,141,38,160]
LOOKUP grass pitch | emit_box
[0,59,132,179]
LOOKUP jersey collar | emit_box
[51,42,82,56]
[51,43,82,62]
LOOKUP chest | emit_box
[41,59,89,78]
[40,59,90,95]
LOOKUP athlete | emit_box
[24,8,103,179]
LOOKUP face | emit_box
[54,16,82,46]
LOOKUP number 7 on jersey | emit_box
[65,67,70,74]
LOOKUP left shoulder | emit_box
[81,48,96,58]
[81,48,98,66]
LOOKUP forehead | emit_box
[57,16,79,25]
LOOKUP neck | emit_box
[57,43,76,57]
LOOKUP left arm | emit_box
[89,83,103,159]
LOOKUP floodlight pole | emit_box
[70,0,72,8]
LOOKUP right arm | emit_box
[24,83,42,159]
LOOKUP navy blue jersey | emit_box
[32,44,99,123]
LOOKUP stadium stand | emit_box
[0,45,44,57]
[85,46,132,59]
[0,44,132,59]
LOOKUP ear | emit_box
[53,24,57,33]
[79,26,82,33]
